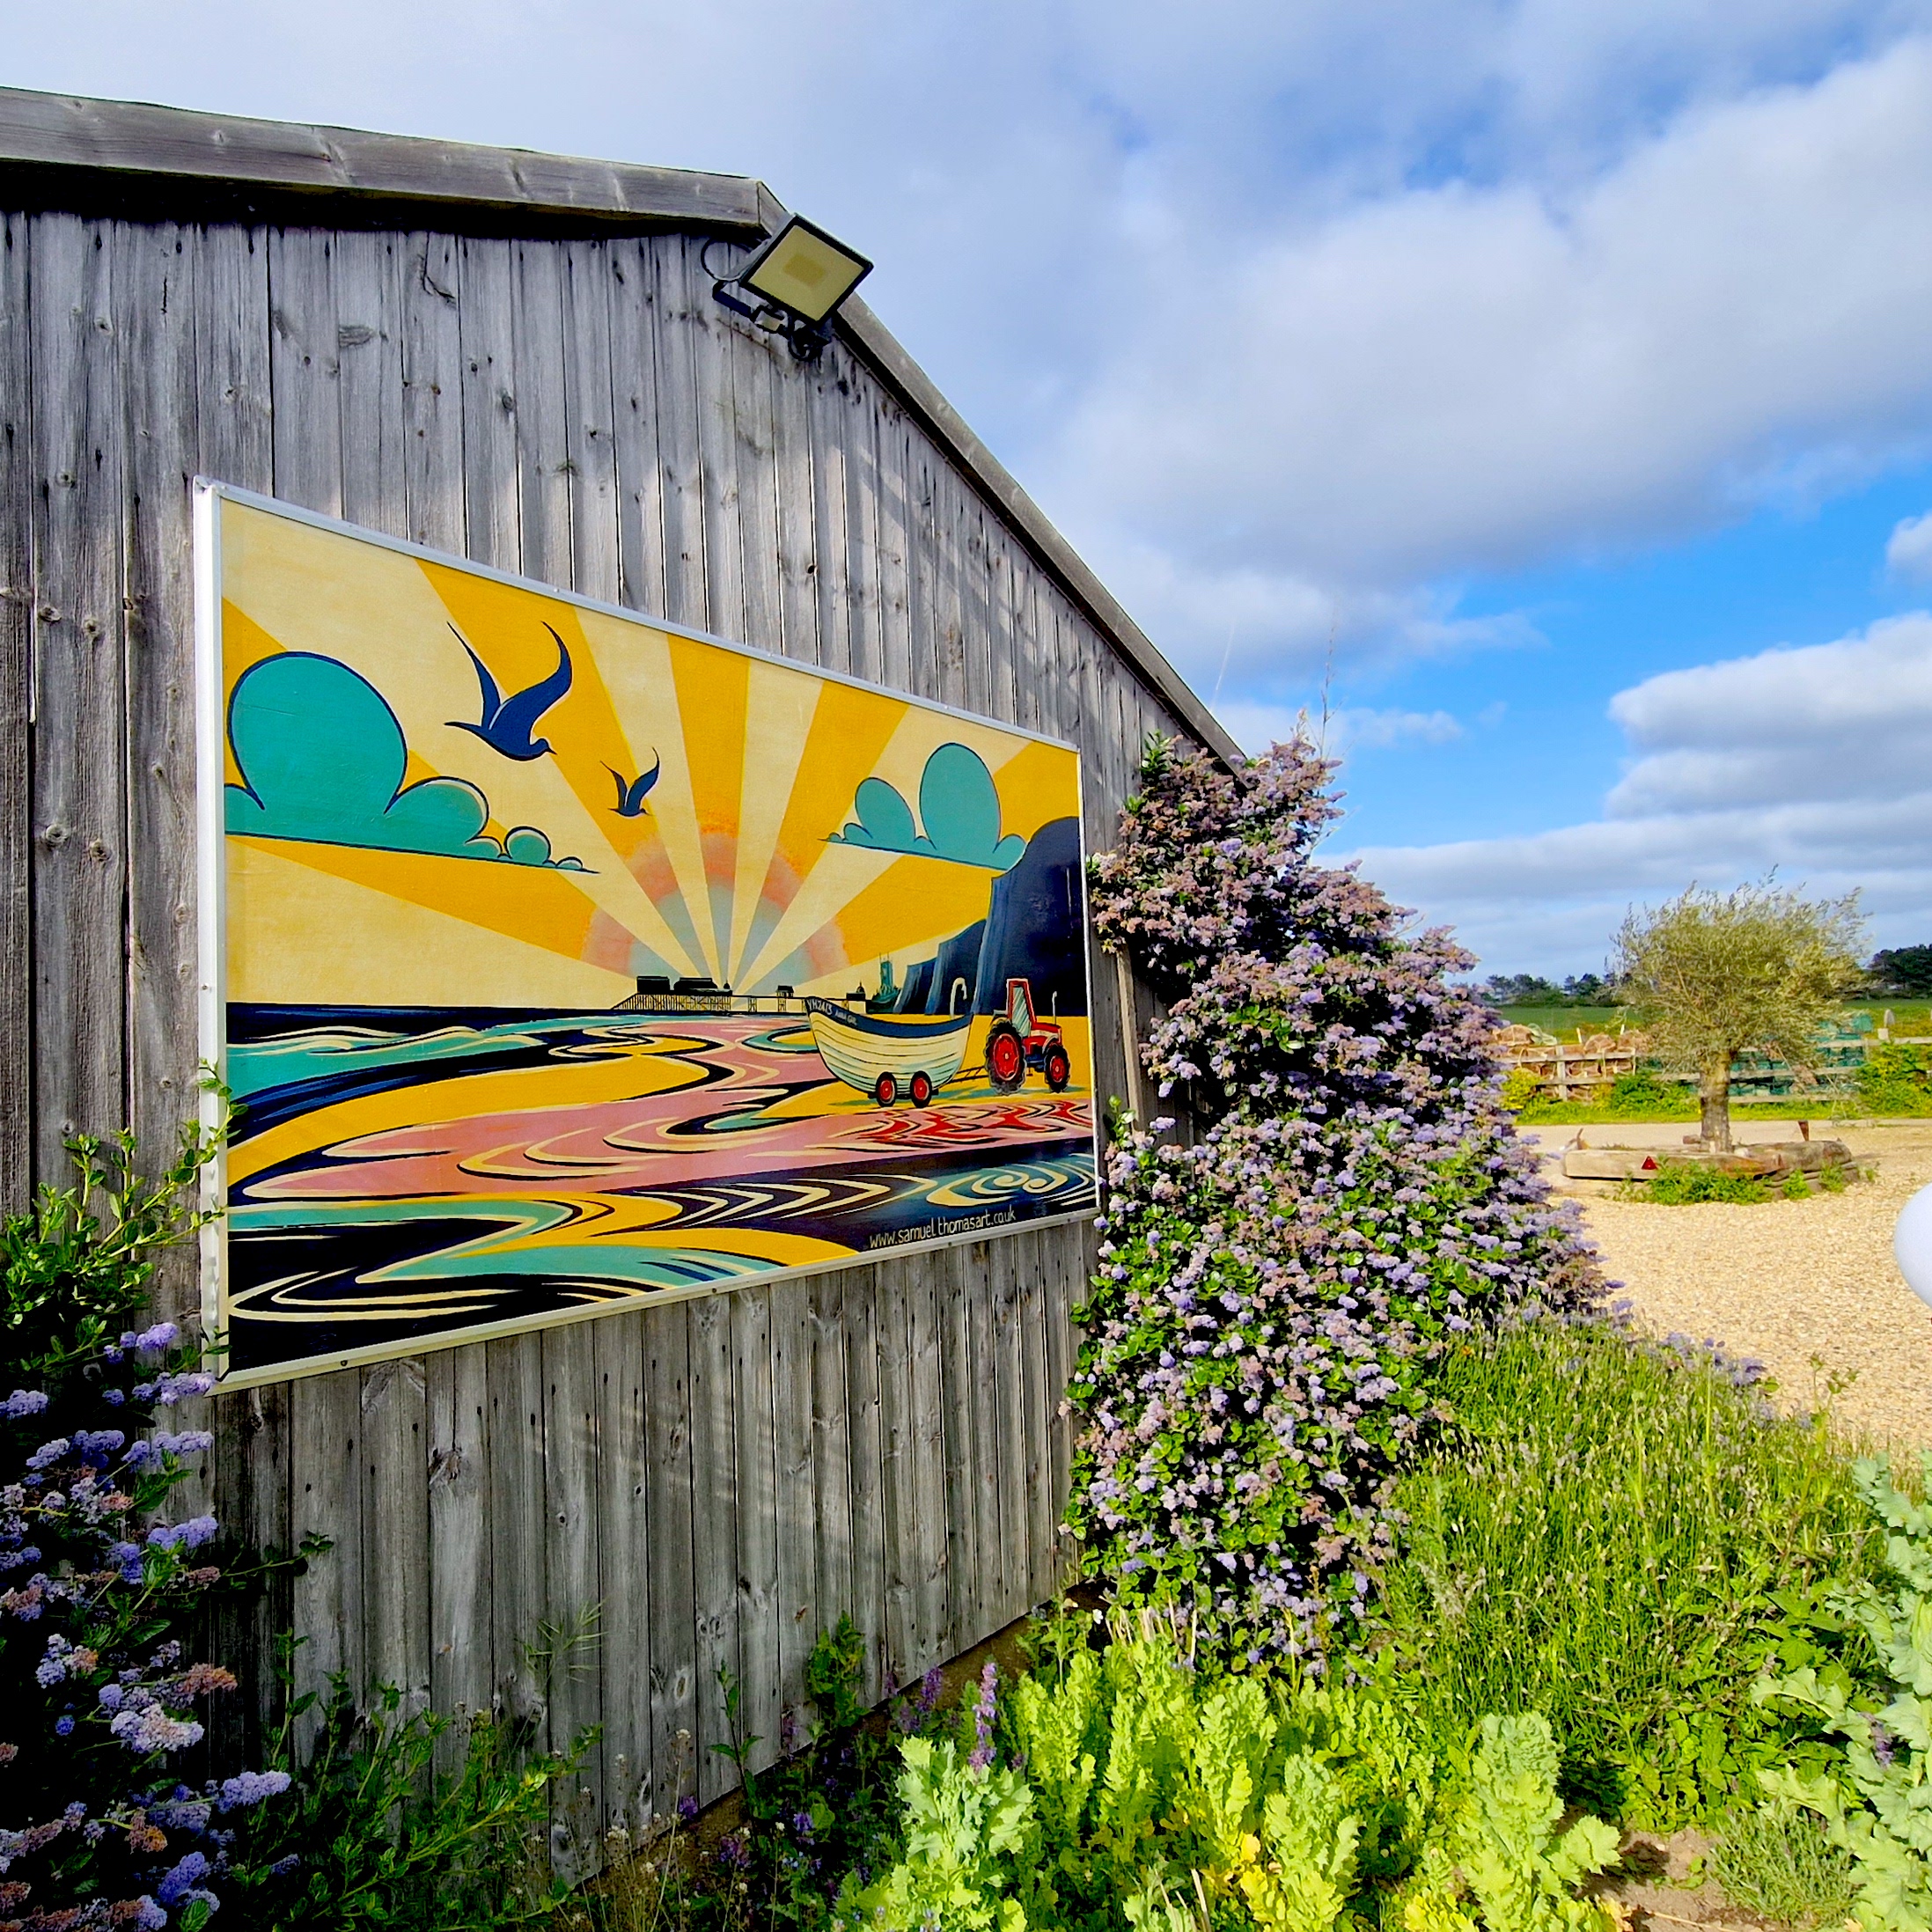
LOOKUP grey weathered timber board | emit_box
[0,217,29,1213]
[730,1287,782,1775]
[426,1345,492,1771]
[595,1311,651,1833]
[121,220,200,1216]
[544,1321,605,1819]
[1,207,1206,1838]
[808,1269,856,1681]
[838,1265,888,1708]
[687,1292,739,1805]
[772,1278,820,1746]
[642,1304,698,1818]
[30,213,129,1172]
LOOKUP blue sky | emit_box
[11,0,1932,973]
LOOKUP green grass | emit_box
[1517,1092,1932,1124]
[1708,1803,1859,1930]
[1640,1158,1773,1204]
[1848,999,1932,1032]
[1493,1004,1623,1036]
[1374,1320,1882,1829]
[1497,998,1932,1039]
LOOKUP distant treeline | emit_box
[1477,972,1612,1008]
[1476,947,1932,1010]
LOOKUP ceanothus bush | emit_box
[1067,736,1603,1662]
[0,1129,295,1931]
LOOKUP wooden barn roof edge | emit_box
[0,84,1243,768]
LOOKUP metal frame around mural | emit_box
[192,479,1098,1390]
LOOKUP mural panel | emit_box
[195,487,1095,1385]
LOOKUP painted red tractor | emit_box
[983,978,1071,1093]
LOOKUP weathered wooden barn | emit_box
[0,88,1235,1823]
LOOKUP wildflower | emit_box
[967,1660,998,1772]
[55,1715,74,1737]
[216,1769,290,1811]
[147,1516,219,1553]
[157,1851,210,1906]
[0,1391,48,1420]
[677,1795,699,1823]
[111,1704,204,1753]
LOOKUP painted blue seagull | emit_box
[606,753,661,818]
[447,622,573,760]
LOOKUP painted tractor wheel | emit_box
[874,1072,898,1107]
[909,1070,934,1108]
[1042,1043,1071,1091]
[985,1022,1027,1092]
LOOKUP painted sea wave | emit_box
[223,1004,1096,1372]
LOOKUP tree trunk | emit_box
[1699,1054,1733,1151]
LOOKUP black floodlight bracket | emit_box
[708,216,871,364]
[711,277,834,363]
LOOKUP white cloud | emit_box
[13,0,1932,881]
[1889,511,1932,579]
[11,9,1932,649]
[1044,31,1932,673]
[1345,613,1932,969]
[1605,613,1932,813]
[1214,699,1464,758]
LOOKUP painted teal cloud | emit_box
[828,741,1025,871]
[224,652,585,871]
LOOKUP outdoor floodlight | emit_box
[713,214,872,362]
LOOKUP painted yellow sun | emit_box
[217,496,1084,1012]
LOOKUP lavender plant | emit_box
[1071,736,1604,1662]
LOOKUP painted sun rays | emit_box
[216,497,1061,1003]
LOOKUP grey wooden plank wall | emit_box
[0,209,1194,1827]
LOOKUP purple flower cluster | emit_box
[0,1337,288,1929]
[1070,737,1605,1661]
[967,1662,998,1773]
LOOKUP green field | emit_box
[1492,1003,1622,1036]
[1495,999,1932,1039]
[1513,1092,1929,1125]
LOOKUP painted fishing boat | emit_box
[805,997,972,1108]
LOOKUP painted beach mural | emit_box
[201,489,1095,1385]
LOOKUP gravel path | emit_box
[1523,1122,1932,1449]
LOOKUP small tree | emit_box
[1613,881,1865,1150]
